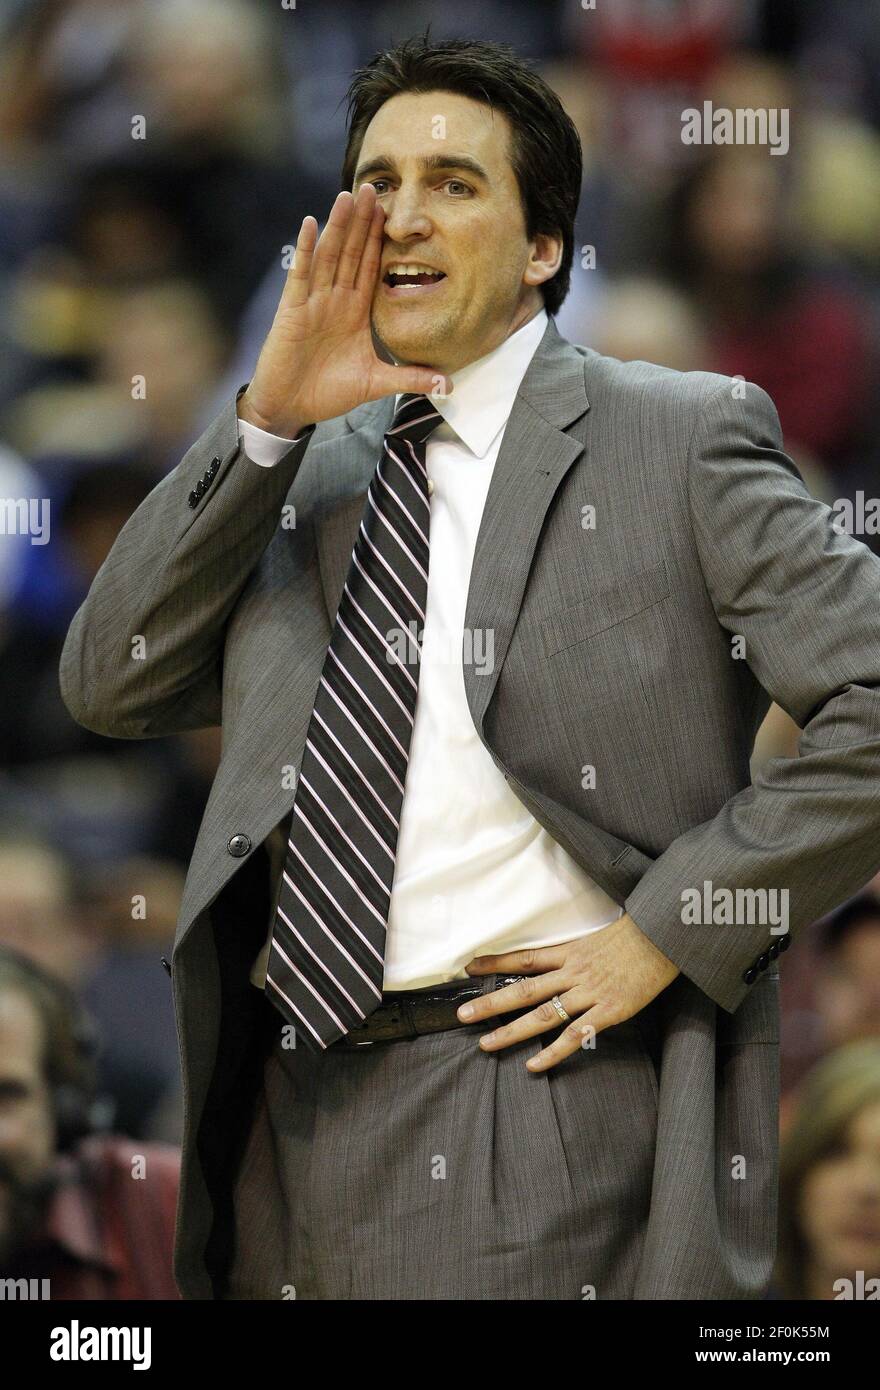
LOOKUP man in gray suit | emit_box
[59,37,880,1300]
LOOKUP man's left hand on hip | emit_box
[458,915,680,1073]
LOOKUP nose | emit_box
[381,183,432,244]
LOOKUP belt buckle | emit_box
[341,998,417,1046]
[340,1022,377,1047]
[394,998,418,1040]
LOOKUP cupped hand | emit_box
[239,184,451,437]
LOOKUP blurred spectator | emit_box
[0,0,328,443]
[0,947,180,1297]
[0,830,184,1138]
[79,855,184,1139]
[661,144,876,480]
[759,0,880,132]
[0,839,92,985]
[774,1040,880,1299]
[1,454,155,646]
[779,887,880,1123]
[7,272,232,471]
[0,451,220,876]
[815,893,880,1052]
[591,273,709,371]
[563,0,750,182]
[121,0,324,329]
[797,112,880,268]
[96,279,231,467]
[0,457,169,806]
[0,1,147,166]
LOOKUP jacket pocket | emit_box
[538,559,670,659]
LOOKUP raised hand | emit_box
[238,183,451,438]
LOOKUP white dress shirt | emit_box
[239,308,622,989]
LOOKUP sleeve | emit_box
[59,393,316,739]
[624,378,880,1014]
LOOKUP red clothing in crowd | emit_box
[711,284,872,463]
[6,1134,181,1299]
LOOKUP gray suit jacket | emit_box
[59,316,880,1298]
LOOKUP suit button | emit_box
[768,940,780,959]
[742,966,758,985]
[778,934,792,952]
[757,952,770,971]
[227,833,251,857]
[188,490,198,508]
[209,457,220,476]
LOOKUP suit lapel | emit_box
[315,316,590,734]
[462,322,589,731]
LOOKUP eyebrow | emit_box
[353,152,491,185]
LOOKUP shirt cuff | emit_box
[237,416,304,468]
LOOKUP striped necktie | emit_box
[265,392,444,1052]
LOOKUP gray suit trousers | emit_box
[223,976,661,1300]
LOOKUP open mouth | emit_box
[383,264,447,291]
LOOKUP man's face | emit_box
[353,89,558,374]
[0,989,56,1263]
[799,1100,880,1285]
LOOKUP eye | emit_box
[444,179,472,196]
[370,179,392,196]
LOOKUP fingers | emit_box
[455,968,568,1025]
[278,186,375,312]
[334,183,377,290]
[354,198,385,296]
[310,190,356,292]
[368,363,454,404]
[525,1007,610,1073]
[465,946,566,976]
[477,988,594,1057]
[279,215,318,311]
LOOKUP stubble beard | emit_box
[372,302,460,373]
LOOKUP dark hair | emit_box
[341,35,582,317]
[0,948,99,1149]
[817,891,880,956]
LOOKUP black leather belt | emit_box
[335,974,526,1048]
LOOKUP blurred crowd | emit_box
[0,0,878,1299]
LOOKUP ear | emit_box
[523,231,564,290]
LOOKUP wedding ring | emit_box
[550,994,571,1023]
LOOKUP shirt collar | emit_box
[394,308,549,460]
